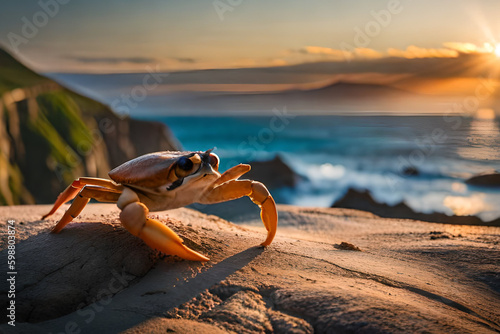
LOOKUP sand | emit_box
[0,203,499,333]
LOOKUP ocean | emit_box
[46,73,500,220]
[137,115,500,222]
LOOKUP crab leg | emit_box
[42,177,122,219]
[51,186,122,233]
[199,180,278,246]
[42,179,83,220]
[119,199,209,261]
[212,164,251,187]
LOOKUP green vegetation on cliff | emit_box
[0,49,46,94]
[0,48,181,205]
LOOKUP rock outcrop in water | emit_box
[0,48,181,205]
[332,188,500,226]
[466,172,500,187]
[245,155,299,189]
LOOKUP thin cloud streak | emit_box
[67,56,157,65]
[50,41,499,73]
[387,46,459,59]
[293,42,485,61]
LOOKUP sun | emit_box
[495,44,500,58]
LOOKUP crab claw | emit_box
[199,175,278,247]
[249,182,278,246]
[120,202,209,261]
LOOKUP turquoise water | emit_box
[138,115,500,221]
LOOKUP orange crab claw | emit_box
[120,202,209,262]
[140,218,209,261]
[199,177,278,247]
[249,182,278,246]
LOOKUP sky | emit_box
[0,0,500,73]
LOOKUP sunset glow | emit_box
[1,1,500,73]
[476,108,496,120]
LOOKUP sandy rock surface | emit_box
[0,204,499,333]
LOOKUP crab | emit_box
[41,149,278,262]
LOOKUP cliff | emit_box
[0,48,181,205]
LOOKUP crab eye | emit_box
[208,153,219,169]
[177,156,193,171]
[175,156,197,178]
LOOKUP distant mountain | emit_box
[49,51,500,116]
[188,80,442,114]
[0,48,181,205]
[272,81,419,99]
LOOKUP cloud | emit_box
[68,56,157,64]
[387,45,459,59]
[271,58,288,66]
[295,45,462,61]
[64,55,198,71]
[353,48,384,59]
[298,46,347,59]
[296,46,383,61]
[442,42,479,54]
[296,42,498,63]
[174,57,196,63]
[443,41,499,55]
